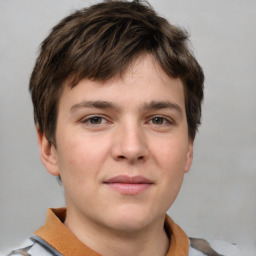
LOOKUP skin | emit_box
[37,54,193,256]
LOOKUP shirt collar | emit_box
[34,208,189,256]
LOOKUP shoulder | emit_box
[6,236,62,256]
[189,238,241,256]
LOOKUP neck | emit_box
[65,211,169,256]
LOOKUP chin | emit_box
[109,218,149,233]
[104,205,161,233]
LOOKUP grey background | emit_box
[0,0,255,254]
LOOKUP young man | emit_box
[8,1,224,255]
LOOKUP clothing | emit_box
[7,208,224,256]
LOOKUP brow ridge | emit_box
[71,100,183,117]
[143,101,183,116]
[71,101,118,111]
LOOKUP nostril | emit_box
[117,155,144,160]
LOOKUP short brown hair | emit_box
[30,0,204,144]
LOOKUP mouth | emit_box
[103,175,154,195]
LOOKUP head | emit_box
[30,0,205,239]
[30,0,204,146]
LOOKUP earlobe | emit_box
[36,126,60,176]
[184,140,193,173]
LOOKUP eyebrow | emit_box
[70,100,183,116]
[143,101,183,116]
[71,101,118,111]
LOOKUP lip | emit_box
[103,175,153,195]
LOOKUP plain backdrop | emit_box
[0,0,255,254]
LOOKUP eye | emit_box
[149,116,171,125]
[82,115,108,125]
[89,116,104,124]
[151,117,165,125]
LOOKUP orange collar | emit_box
[34,208,189,256]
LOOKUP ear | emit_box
[36,126,60,176]
[184,140,193,173]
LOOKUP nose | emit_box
[111,122,148,163]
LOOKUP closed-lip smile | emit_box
[103,175,154,195]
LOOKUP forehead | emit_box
[60,54,185,110]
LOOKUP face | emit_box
[38,54,193,235]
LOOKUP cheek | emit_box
[55,142,96,198]
[55,132,110,179]
[152,136,189,170]
[157,140,188,208]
